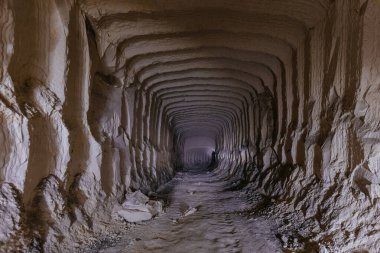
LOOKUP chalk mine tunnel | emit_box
[1,0,380,252]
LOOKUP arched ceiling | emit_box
[80,0,330,152]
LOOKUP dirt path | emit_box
[98,169,283,253]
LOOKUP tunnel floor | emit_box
[96,168,282,253]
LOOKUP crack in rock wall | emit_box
[0,0,379,252]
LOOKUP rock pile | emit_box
[117,191,163,223]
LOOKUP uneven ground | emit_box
[2,1,380,252]
[90,167,282,253]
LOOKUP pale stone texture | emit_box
[0,0,380,252]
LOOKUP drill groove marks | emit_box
[0,0,379,252]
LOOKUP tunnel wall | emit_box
[0,1,175,251]
[1,0,380,252]
[212,1,380,251]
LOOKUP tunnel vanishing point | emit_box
[1,0,380,252]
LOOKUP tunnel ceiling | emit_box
[4,0,380,251]
[81,0,329,150]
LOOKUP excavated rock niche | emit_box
[0,0,380,252]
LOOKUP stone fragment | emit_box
[117,191,163,222]
[183,207,197,217]
[147,200,163,217]
[117,208,152,223]
[123,190,149,206]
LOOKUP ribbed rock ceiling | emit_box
[83,0,328,169]
[2,0,380,252]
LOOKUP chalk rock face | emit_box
[0,183,21,243]
[0,0,380,252]
[29,176,70,252]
